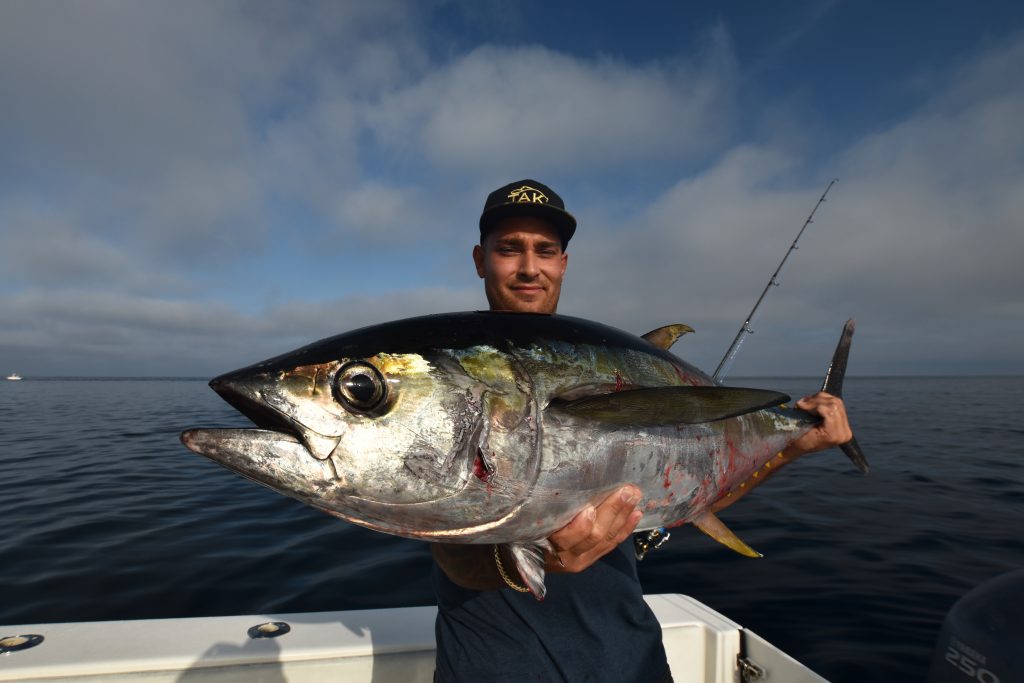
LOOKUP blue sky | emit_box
[1,1,1022,377]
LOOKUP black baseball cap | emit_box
[479,179,577,249]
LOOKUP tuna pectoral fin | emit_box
[548,386,789,426]
[692,511,762,558]
[641,323,695,350]
[509,540,555,601]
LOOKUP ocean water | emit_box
[1,376,1022,682]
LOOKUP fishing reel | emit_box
[634,527,670,561]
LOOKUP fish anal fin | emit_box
[692,511,762,558]
[509,540,553,601]
[641,324,695,350]
[548,386,790,426]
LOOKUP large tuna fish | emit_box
[181,312,867,598]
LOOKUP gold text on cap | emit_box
[507,186,549,205]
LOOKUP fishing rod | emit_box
[636,178,839,562]
[711,178,838,384]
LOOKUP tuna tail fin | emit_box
[692,511,762,558]
[822,319,870,474]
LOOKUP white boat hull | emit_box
[0,594,827,682]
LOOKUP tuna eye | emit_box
[333,362,387,414]
[347,374,376,402]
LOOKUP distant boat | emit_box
[6,372,22,380]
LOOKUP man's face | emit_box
[473,216,568,314]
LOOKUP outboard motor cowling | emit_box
[927,569,1024,683]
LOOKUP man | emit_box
[431,180,852,682]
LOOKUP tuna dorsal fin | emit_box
[508,540,554,601]
[691,511,762,558]
[641,324,695,350]
[548,386,789,426]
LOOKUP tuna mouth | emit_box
[209,374,298,437]
[180,367,342,490]
[207,371,341,462]
[182,376,309,467]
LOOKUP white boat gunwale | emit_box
[0,594,826,682]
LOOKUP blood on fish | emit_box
[473,448,496,493]
[472,453,488,480]
[614,371,623,392]
[671,365,703,385]
[663,465,672,489]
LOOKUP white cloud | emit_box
[0,203,192,294]
[0,1,430,262]
[556,34,1024,375]
[0,4,1021,377]
[331,182,428,242]
[0,285,483,376]
[365,36,738,173]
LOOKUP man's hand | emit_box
[784,392,853,458]
[545,485,643,573]
[432,485,643,590]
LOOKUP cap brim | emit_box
[479,203,577,245]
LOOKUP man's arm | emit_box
[710,392,852,513]
[432,485,643,590]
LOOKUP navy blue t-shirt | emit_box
[433,540,669,682]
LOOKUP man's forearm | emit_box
[431,543,512,591]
